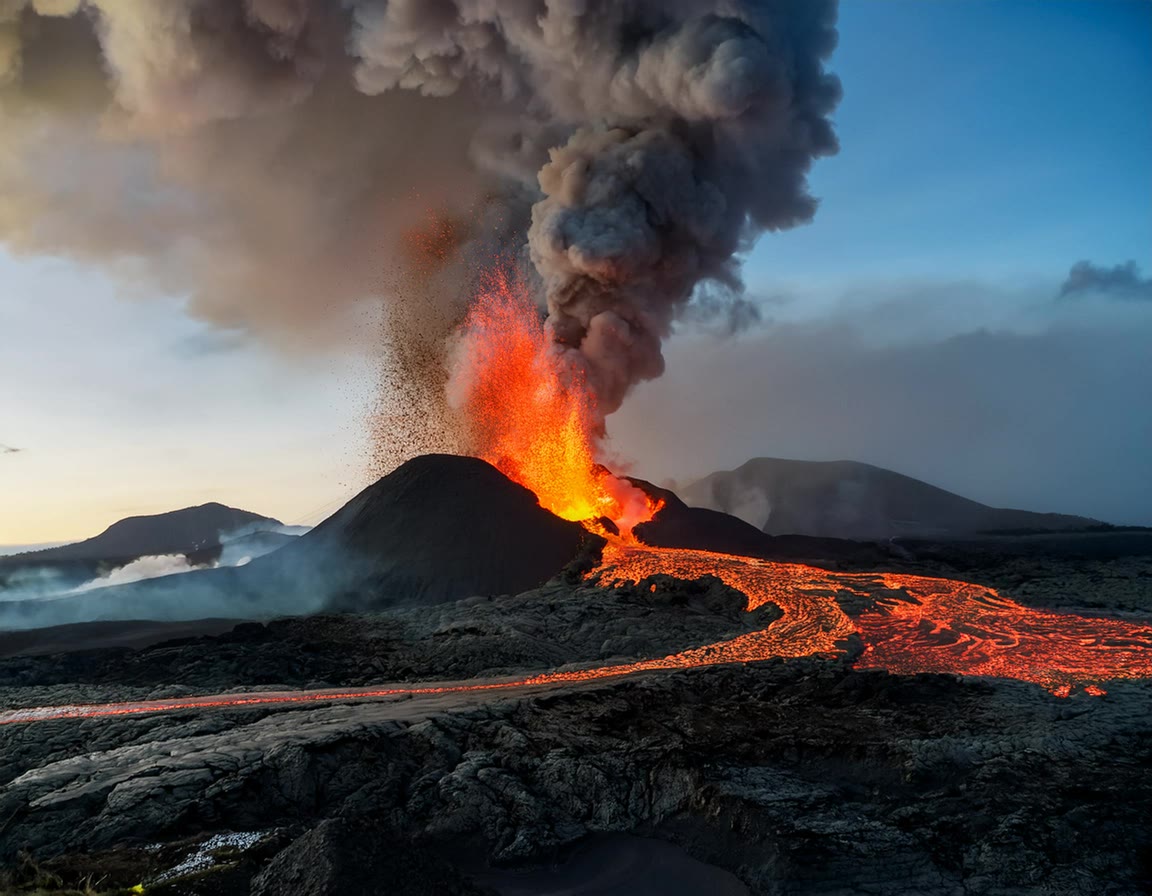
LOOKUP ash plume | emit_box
[0,1,839,423]
[1059,260,1152,302]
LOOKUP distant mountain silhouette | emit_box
[679,458,1100,540]
[629,478,890,568]
[1,504,280,569]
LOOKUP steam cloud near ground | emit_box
[0,523,306,607]
[0,0,839,430]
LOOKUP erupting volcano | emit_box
[451,266,661,537]
[2,1,1149,890]
[442,264,1152,699]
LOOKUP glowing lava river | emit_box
[3,271,1149,726]
[2,538,1150,727]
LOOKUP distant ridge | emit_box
[680,458,1101,541]
[1,503,280,568]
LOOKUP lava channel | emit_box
[3,540,1150,726]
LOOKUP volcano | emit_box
[0,455,598,628]
[0,503,279,571]
[271,454,596,611]
[681,458,1102,540]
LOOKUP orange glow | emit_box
[453,266,659,535]
[449,262,1151,697]
[1,545,1148,726]
[3,270,1149,729]
[576,543,1152,696]
[851,569,1152,693]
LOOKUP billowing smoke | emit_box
[1,0,839,419]
[1059,260,1152,302]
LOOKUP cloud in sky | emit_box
[1059,261,1152,302]
[610,275,1152,527]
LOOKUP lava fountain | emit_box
[450,265,658,537]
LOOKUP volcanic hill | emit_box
[0,503,279,570]
[681,457,1100,540]
[273,453,596,611]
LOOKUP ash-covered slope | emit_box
[681,458,1099,540]
[0,503,279,570]
[0,456,595,629]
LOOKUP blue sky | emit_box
[2,0,1151,540]
[750,0,1152,290]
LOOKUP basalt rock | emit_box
[1,665,1149,894]
[250,818,493,896]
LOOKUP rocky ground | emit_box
[0,540,1149,895]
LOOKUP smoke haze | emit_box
[0,0,839,425]
[1059,260,1152,302]
[611,277,1152,526]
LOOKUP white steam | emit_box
[68,553,208,593]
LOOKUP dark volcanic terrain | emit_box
[0,457,1149,896]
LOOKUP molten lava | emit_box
[578,543,1152,695]
[449,263,1152,698]
[4,270,1148,729]
[2,545,1149,726]
[452,265,658,535]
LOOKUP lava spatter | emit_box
[450,265,658,537]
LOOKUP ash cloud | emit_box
[681,285,770,337]
[0,0,839,420]
[1059,261,1152,302]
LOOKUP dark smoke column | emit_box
[352,1,841,415]
[0,0,838,424]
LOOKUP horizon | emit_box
[4,450,1149,554]
[2,0,1150,542]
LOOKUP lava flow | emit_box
[3,277,1150,729]
[4,546,1147,726]
[457,269,1152,697]
[571,544,1152,695]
